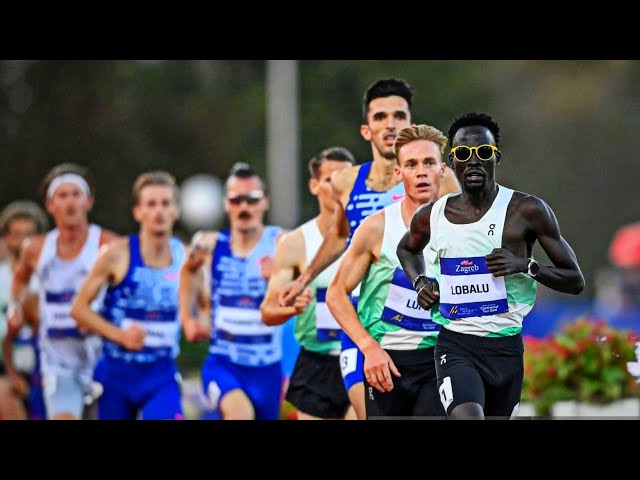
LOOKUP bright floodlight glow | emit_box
[180,174,224,230]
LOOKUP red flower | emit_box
[522,315,640,416]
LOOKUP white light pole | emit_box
[266,60,300,228]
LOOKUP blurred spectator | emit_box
[609,222,640,269]
[593,222,640,331]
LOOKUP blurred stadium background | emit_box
[1,61,638,416]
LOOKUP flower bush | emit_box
[522,317,640,416]
[280,399,298,420]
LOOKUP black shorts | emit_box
[365,347,445,419]
[285,347,351,419]
[434,327,524,418]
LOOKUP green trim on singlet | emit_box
[357,203,438,350]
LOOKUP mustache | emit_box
[238,211,252,219]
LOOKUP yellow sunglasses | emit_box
[450,144,500,162]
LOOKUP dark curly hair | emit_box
[447,112,500,147]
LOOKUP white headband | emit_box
[46,173,91,199]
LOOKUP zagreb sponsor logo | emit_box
[456,259,480,274]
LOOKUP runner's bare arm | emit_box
[70,239,145,350]
[279,169,352,306]
[261,229,312,325]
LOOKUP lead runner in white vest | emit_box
[397,112,585,420]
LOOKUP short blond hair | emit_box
[132,171,178,204]
[393,124,448,163]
